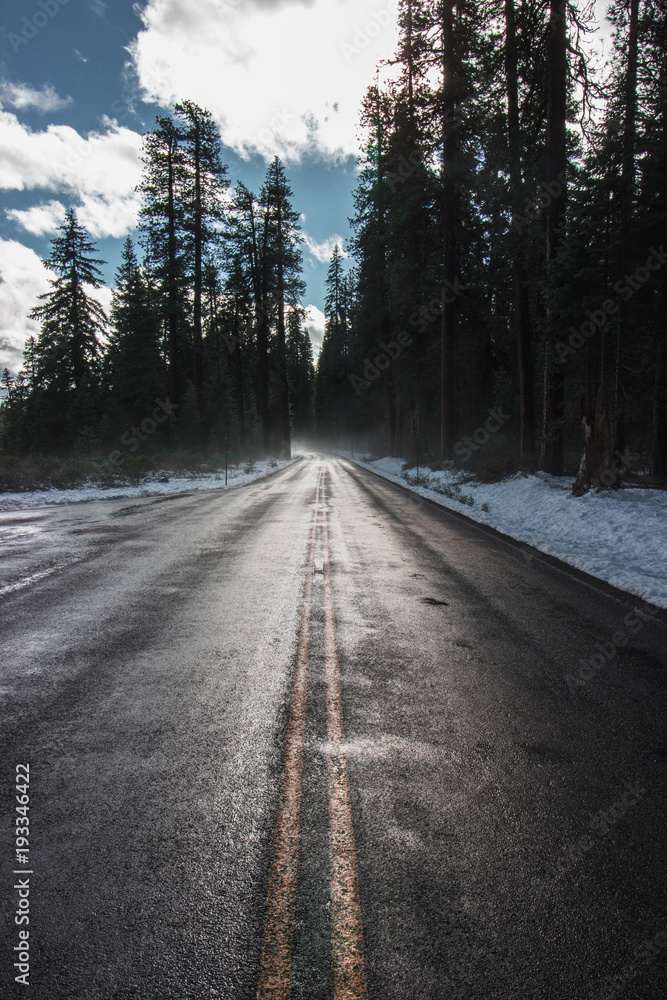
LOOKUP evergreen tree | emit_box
[175,101,229,412]
[287,306,314,444]
[260,157,305,456]
[104,237,166,433]
[28,209,107,451]
[138,116,190,410]
[229,181,269,448]
[317,244,352,442]
[640,0,667,474]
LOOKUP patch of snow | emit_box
[0,459,296,512]
[336,452,667,609]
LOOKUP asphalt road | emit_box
[1,454,666,1000]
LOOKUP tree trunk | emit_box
[572,385,615,495]
[539,0,567,474]
[440,0,457,458]
[651,317,667,476]
[650,17,667,476]
[612,0,639,463]
[385,376,397,456]
[276,202,291,458]
[234,303,246,448]
[192,126,204,412]
[394,396,403,458]
[258,211,270,451]
[505,0,535,458]
[166,135,180,411]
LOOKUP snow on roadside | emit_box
[0,458,296,513]
[337,452,667,609]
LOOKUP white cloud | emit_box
[304,303,325,356]
[0,107,143,238]
[77,191,144,240]
[0,241,51,374]
[303,232,347,263]
[5,200,67,236]
[0,81,73,113]
[128,0,399,162]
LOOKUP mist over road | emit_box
[1,455,666,999]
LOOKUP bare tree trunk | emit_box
[650,25,667,476]
[258,212,270,452]
[276,202,291,458]
[651,315,667,476]
[394,397,403,457]
[612,0,640,463]
[234,303,246,448]
[572,386,616,494]
[192,127,204,412]
[505,0,535,458]
[440,0,457,458]
[539,0,567,474]
[385,377,397,457]
[166,133,180,412]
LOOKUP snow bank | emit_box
[339,453,667,609]
[0,459,296,512]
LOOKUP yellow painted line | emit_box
[256,467,323,999]
[322,487,370,1000]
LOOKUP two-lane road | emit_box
[1,455,666,999]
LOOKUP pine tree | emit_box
[229,181,269,448]
[28,209,107,451]
[318,244,351,442]
[221,254,255,449]
[138,116,190,410]
[641,0,667,474]
[260,158,305,456]
[505,0,537,458]
[1,369,29,454]
[105,237,166,433]
[175,101,229,412]
[287,306,314,443]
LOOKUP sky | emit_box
[0,0,403,374]
[0,0,614,377]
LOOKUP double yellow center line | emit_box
[257,465,369,999]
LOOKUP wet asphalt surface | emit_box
[1,454,666,999]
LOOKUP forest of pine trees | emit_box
[1,103,314,465]
[1,1,666,489]
[318,0,666,485]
